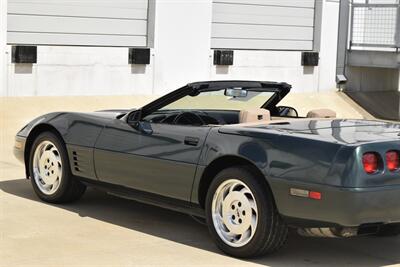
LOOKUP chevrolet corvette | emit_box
[14,80,400,258]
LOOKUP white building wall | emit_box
[0,0,7,96]
[6,46,154,96]
[318,0,340,91]
[0,0,341,97]
[210,0,341,93]
[210,50,319,92]
[152,0,212,94]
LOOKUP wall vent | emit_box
[301,52,319,66]
[129,48,150,64]
[12,46,37,63]
[213,50,234,65]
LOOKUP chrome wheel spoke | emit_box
[50,146,58,154]
[211,179,258,248]
[238,228,251,244]
[239,186,251,195]
[215,212,224,225]
[220,228,237,242]
[250,213,257,231]
[248,199,257,215]
[52,177,60,189]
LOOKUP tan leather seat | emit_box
[239,108,271,123]
[306,108,336,118]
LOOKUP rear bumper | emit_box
[270,178,400,227]
[13,136,26,164]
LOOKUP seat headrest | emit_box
[307,108,336,118]
[239,108,271,123]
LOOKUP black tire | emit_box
[29,131,86,203]
[205,166,288,258]
[376,224,400,237]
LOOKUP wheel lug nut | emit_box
[242,211,246,216]
[231,205,235,210]
[232,215,236,220]
[239,219,242,224]
[238,202,242,207]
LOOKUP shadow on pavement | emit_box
[1,178,400,267]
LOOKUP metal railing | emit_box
[350,1,400,49]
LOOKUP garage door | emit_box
[7,0,149,47]
[211,0,315,50]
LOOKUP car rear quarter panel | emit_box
[193,127,400,226]
[191,127,348,204]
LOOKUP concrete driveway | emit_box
[1,94,398,267]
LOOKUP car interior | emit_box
[141,87,337,127]
[143,108,337,127]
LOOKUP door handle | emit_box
[184,136,199,146]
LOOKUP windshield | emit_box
[161,90,275,111]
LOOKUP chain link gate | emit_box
[350,0,400,49]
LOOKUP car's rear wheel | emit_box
[205,167,288,258]
[29,132,86,203]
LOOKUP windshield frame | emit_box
[125,80,291,123]
[159,88,277,112]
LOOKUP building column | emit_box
[152,0,212,94]
[318,0,341,91]
[0,0,7,96]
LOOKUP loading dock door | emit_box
[211,0,316,50]
[7,0,149,47]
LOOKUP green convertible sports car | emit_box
[14,81,400,258]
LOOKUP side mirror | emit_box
[277,106,298,117]
[132,121,153,135]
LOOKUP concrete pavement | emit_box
[2,93,399,267]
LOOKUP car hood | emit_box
[16,109,133,138]
[219,119,400,145]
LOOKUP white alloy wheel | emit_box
[32,140,63,195]
[211,179,258,247]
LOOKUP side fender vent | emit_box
[67,145,96,179]
[72,151,80,172]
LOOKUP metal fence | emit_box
[350,1,400,49]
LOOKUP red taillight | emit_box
[386,150,400,172]
[362,152,378,174]
[308,191,322,200]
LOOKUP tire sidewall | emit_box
[29,132,72,202]
[205,167,275,258]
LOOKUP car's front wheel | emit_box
[29,131,86,203]
[205,167,288,258]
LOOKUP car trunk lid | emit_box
[219,119,400,145]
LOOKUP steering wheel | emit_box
[277,106,299,117]
[174,111,205,126]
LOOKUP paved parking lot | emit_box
[2,93,399,267]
